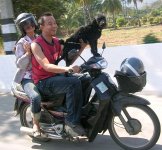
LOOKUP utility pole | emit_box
[0,0,17,55]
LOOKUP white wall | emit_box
[0,55,16,93]
[1,43,162,95]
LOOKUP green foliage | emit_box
[69,0,104,25]
[148,17,154,25]
[60,3,84,35]
[141,16,147,25]
[11,0,162,33]
[126,18,139,26]
[147,16,162,25]
[12,0,67,25]
[102,0,122,28]
[0,36,3,54]
[102,0,122,14]
[107,21,114,28]
[0,25,1,35]
[0,36,2,46]
[150,10,161,17]
[143,33,160,44]
[153,17,162,24]
[116,17,127,27]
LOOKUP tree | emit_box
[74,0,96,25]
[12,0,67,25]
[126,0,144,26]
[127,0,143,10]
[102,0,122,28]
[121,0,128,18]
[61,2,84,35]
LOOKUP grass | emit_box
[0,36,4,55]
[98,25,162,47]
[0,25,162,55]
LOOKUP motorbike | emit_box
[11,43,161,150]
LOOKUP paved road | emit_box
[0,93,161,150]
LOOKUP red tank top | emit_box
[32,35,62,84]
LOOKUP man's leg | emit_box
[37,75,85,136]
[37,75,83,124]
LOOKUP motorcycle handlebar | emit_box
[80,64,93,73]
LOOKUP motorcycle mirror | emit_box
[102,42,106,50]
[101,42,106,56]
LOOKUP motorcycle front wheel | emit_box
[108,104,161,150]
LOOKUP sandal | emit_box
[33,128,49,142]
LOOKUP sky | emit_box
[128,0,161,8]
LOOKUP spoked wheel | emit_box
[108,105,161,150]
[20,103,33,128]
[19,103,64,140]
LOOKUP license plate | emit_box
[96,82,108,93]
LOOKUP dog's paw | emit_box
[94,53,101,57]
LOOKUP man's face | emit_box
[41,16,58,36]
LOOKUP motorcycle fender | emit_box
[91,73,116,101]
[112,92,150,116]
[14,98,25,115]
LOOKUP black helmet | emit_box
[120,57,145,76]
[15,13,37,35]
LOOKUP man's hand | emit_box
[68,65,80,73]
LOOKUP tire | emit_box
[108,105,161,150]
[20,103,33,128]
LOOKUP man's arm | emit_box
[31,42,72,73]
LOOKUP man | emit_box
[31,12,86,137]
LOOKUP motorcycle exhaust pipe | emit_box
[20,126,33,136]
[48,133,63,140]
[20,126,63,140]
[20,127,88,141]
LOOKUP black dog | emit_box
[56,14,107,66]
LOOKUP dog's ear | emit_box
[91,18,98,26]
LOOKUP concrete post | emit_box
[0,0,17,55]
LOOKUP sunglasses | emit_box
[23,21,35,30]
[24,24,35,30]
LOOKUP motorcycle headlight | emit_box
[89,58,108,69]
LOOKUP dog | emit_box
[56,14,107,66]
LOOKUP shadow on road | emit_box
[31,134,162,150]
[0,94,22,138]
[31,134,122,150]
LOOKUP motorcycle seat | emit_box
[11,82,29,100]
[11,82,65,108]
[41,95,65,108]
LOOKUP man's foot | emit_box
[65,122,86,137]
[33,126,49,142]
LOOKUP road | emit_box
[0,93,161,150]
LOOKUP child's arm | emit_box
[15,42,31,69]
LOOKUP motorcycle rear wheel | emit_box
[108,104,161,150]
[20,103,33,128]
